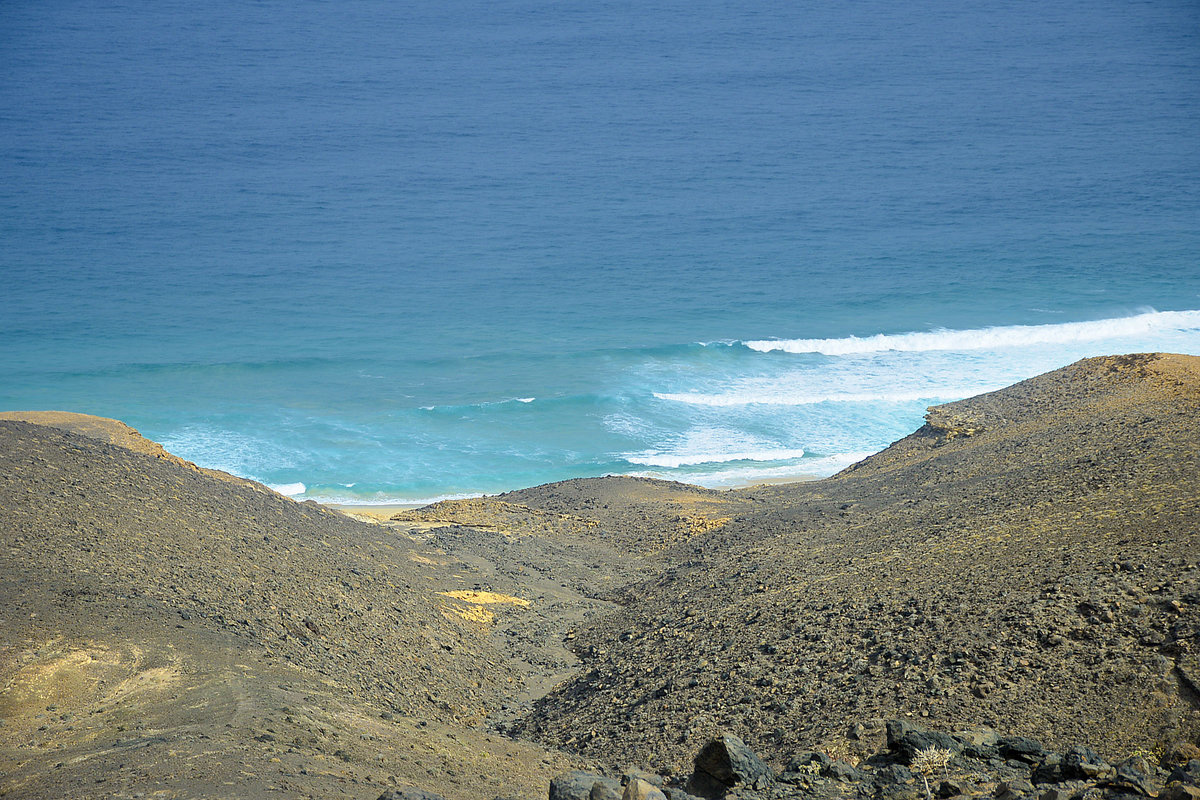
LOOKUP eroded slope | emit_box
[514,354,1200,773]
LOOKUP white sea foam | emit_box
[620,426,811,467]
[653,388,982,407]
[623,447,808,468]
[268,482,307,496]
[302,490,486,507]
[159,425,300,479]
[629,450,879,487]
[744,309,1200,355]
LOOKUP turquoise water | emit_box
[2,0,1199,503]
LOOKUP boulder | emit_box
[1038,789,1073,800]
[551,771,622,800]
[592,781,623,800]
[828,760,867,782]
[623,779,668,800]
[662,789,706,800]
[937,778,979,798]
[786,750,831,772]
[887,719,962,764]
[1169,761,1200,786]
[1063,745,1111,780]
[998,737,1046,764]
[876,764,915,784]
[1032,754,1065,785]
[953,728,1002,760]
[1160,786,1200,800]
[622,769,666,788]
[1105,764,1157,797]
[994,779,1035,800]
[685,734,772,798]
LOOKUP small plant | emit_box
[911,746,954,800]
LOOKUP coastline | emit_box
[328,471,828,520]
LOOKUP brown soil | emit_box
[2,353,1199,797]
[510,354,1200,773]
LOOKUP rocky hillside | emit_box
[0,416,597,799]
[512,354,1200,773]
[2,353,1198,799]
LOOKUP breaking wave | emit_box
[622,447,808,468]
[743,309,1200,356]
[654,388,987,407]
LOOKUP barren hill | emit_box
[512,353,1200,772]
[0,416,590,799]
[2,354,1199,798]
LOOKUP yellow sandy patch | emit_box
[681,515,732,535]
[437,590,529,607]
[0,643,181,730]
[441,604,495,625]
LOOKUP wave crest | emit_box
[743,309,1200,355]
[622,447,808,468]
[654,388,983,407]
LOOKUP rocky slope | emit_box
[0,416,600,799]
[2,353,1199,799]
[511,354,1200,773]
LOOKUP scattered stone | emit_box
[1064,746,1111,780]
[376,789,447,800]
[938,778,978,798]
[995,779,1036,800]
[1168,761,1200,786]
[1106,764,1157,796]
[827,760,866,782]
[1159,786,1200,800]
[1038,789,1072,800]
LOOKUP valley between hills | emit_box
[1,353,1198,799]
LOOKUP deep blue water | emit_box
[3,0,1199,503]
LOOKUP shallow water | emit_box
[2,0,1198,502]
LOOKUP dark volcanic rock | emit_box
[994,779,1036,800]
[686,734,772,797]
[1161,786,1200,800]
[551,771,622,800]
[1169,760,1200,786]
[1063,745,1111,780]
[998,737,1046,764]
[888,719,962,763]
[1106,764,1158,797]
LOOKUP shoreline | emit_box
[327,471,828,520]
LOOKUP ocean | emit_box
[2,0,1199,504]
